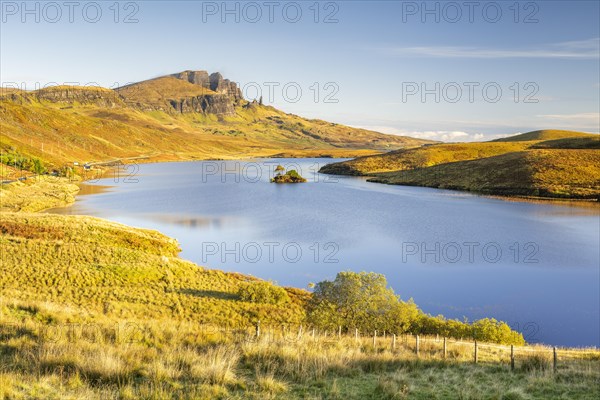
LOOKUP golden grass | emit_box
[0,176,80,212]
[320,131,600,200]
[0,211,308,326]
[369,149,600,199]
[1,299,598,399]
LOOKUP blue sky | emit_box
[1,0,599,140]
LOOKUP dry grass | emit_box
[320,131,600,200]
[0,176,80,212]
[1,301,598,399]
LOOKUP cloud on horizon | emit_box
[357,126,488,142]
[383,38,600,59]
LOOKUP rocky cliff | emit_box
[2,71,244,117]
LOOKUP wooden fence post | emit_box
[298,325,303,340]
[510,345,515,371]
[416,335,420,357]
[392,334,397,350]
[373,330,377,347]
[355,328,359,342]
[338,326,341,339]
[256,320,260,339]
[312,328,315,339]
[443,337,447,359]
[553,347,557,373]
[474,340,478,364]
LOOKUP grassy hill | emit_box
[320,130,600,200]
[0,73,433,179]
[369,150,600,199]
[493,130,594,142]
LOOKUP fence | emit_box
[196,321,599,373]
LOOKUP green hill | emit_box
[320,131,600,200]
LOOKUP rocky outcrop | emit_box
[169,94,235,115]
[208,72,243,101]
[171,70,211,88]
[164,70,244,116]
[171,70,243,103]
[7,87,124,108]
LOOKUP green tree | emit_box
[308,271,416,333]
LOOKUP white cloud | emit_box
[357,126,487,142]
[383,38,600,59]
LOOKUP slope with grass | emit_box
[320,130,600,200]
[369,149,600,199]
[0,71,433,179]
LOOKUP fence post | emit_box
[298,325,303,340]
[256,320,260,339]
[474,340,478,364]
[416,335,420,357]
[553,347,557,373]
[338,326,341,339]
[312,328,315,339]
[443,337,447,359]
[510,345,515,371]
[392,334,396,350]
[355,328,359,342]
[373,330,377,347]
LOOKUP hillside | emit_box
[369,150,600,199]
[0,71,433,179]
[493,130,594,142]
[320,130,600,200]
[319,142,529,175]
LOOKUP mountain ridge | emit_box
[0,70,435,178]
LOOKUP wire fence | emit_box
[192,322,600,373]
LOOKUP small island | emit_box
[270,165,307,183]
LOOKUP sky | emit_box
[1,0,599,141]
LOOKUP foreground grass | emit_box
[1,298,598,399]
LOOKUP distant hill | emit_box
[492,130,596,142]
[369,150,600,199]
[0,71,433,178]
[320,130,600,200]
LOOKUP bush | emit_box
[238,281,290,305]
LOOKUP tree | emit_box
[308,271,415,333]
[274,165,285,176]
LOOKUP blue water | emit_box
[48,159,600,347]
